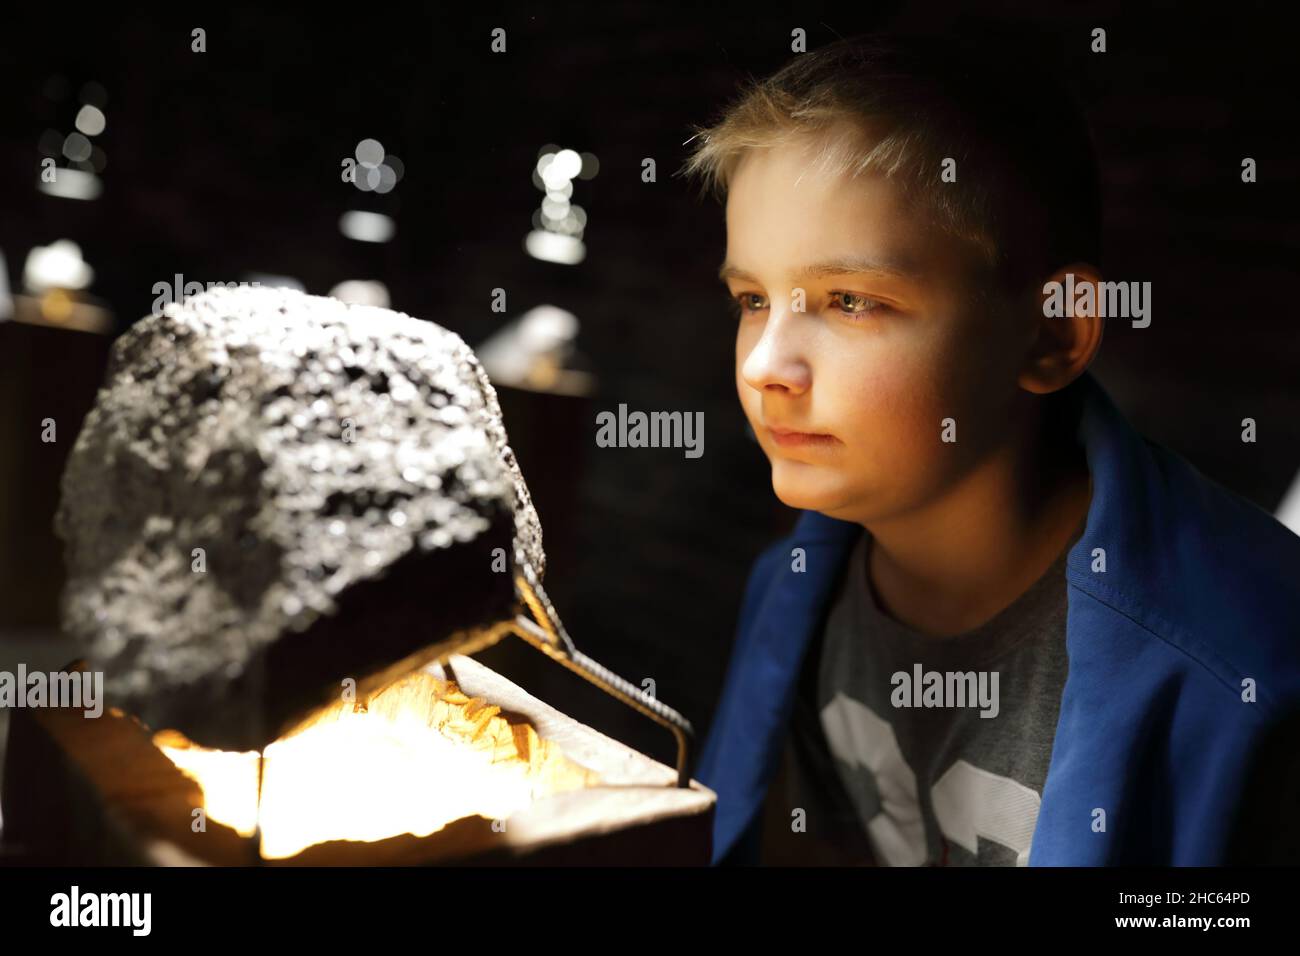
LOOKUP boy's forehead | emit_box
[722,140,943,284]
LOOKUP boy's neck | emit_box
[861,393,1091,638]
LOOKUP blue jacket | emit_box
[697,370,1300,865]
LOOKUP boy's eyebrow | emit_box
[717,255,923,284]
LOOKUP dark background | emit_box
[0,1,1297,782]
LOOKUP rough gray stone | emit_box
[55,285,545,751]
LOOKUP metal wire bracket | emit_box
[506,552,695,789]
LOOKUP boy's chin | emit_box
[769,461,853,514]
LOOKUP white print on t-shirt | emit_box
[820,692,1041,865]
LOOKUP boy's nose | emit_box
[741,307,811,395]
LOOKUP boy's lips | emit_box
[766,425,840,448]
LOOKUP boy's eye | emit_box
[831,291,890,317]
[731,292,768,317]
[727,291,892,320]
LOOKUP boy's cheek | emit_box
[838,360,942,443]
[732,340,972,513]
[838,378,968,491]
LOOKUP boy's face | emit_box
[721,136,1032,525]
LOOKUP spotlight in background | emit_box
[339,210,395,243]
[37,166,102,201]
[36,77,108,201]
[242,273,305,292]
[350,138,403,195]
[24,240,93,293]
[476,304,593,397]
[328,280,391,309]
[74,104,106,137]
[525,145,596,265]
[13,240,110,333]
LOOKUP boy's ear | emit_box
[1018,262,1106,396]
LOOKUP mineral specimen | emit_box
[55,285,544,751]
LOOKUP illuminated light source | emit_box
[37,167,102,201]
[525,229,584,265]
[477,304,593,396]
[528,143,595,265]
[74,105,106,137]
[154,667,598,860]
[551,209,585,237]
[339,210,395,243]
[62,132,92,163]
[242,272,305,291]
[549,148,582,181]
[541,160,573,192]
[328,279,391,308]
[520,305,578,349]
[540,195,570,221]
[23,240,94,292]
[350,139,403,194]
[534,144,560,170]
[356,138,384,168]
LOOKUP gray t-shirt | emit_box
[776,525,1076,866]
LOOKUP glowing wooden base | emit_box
[2,655,715,865]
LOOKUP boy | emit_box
[680,33,1300,865]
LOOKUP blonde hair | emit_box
[677,33,1102,292]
